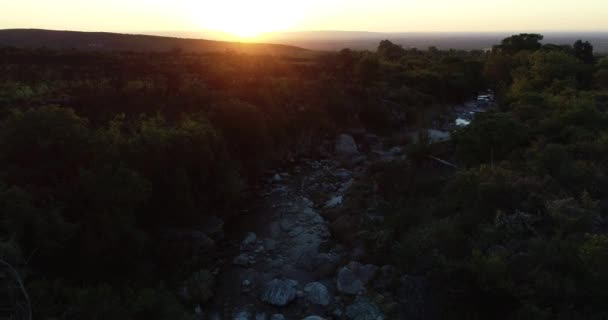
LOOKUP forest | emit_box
[0,33,607,319]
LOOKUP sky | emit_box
[2,0,608,38]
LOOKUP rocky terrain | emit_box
[188,94,493,320]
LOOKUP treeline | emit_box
[0,41,484,318]
[361,34,608,319]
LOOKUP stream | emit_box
[202,92,495,320]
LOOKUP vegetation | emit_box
[361,35,608,319]
[0,32,606,318]
[0,38,484,318]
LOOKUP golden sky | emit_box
[2,0,608,38]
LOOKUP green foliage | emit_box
[454,112,529,166]
[494,33,544,54]
[366,34,608,319]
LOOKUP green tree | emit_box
[377,40,406,61]
[494,34,544,55]
[573,40,594,64]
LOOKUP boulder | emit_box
[324,195,343,209]
[345,298,384,320]
[273,174,282,182]
[336,134,359,157]
[233,254,251,266]
[233,310,252,320]
[241,232,257,248]
[333,168,353,181]
[304,282,331,306]
[255,313,267,320]
[260,279,298,306]
[337,262,379,295]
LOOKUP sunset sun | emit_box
[192,0,305,39]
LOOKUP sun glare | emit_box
[191,0,307,39]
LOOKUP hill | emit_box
[0,29,309,55]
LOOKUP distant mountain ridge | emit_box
[0,29,308,55]
[2,29,607,54]
[256,30,608,52]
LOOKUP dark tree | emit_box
[494,33,544,54]
[573,40,594,64]
[377,40,406,61]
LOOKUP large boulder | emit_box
[345,298,384,320]
[304,282,331,306]
[336,134,359,157]
[260,279,298,306]
[337,262,379,295]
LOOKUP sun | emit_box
[191,0,306,39]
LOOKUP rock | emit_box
[333,308,344,318]
[255,313,267,320]
[280,218,295,231]
[234,310,252,320]
[242,279,252,293]
[260,279,298,306]
[304,282,331,306]
[324,195,343,209]
[388,146,403,155]
[333,168,353,181]
[254,245,265,253]
[273,173,282,182]
[242,232,257,247]
[427,129,450,143]
[336,134,359,156]
[337,262,379,295]
[264,239,277,251]
[345,298,384,320]
[270,315,285,320]
[233,254,251,266]
[303,317,326,320]
[350,245,367,261]
[208,311,222,320]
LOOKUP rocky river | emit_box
[196,92,494,320]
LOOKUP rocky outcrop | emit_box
[260,279,298,306]
[336,134,359,156]
[337,262,379,295]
